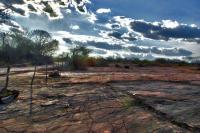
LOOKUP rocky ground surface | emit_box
[0,65,199,133]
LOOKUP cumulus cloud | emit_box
[77,40,123,50]
[113,16,200,43]
[87,12,97,23]
[107,31,123,39]
[96,8,111,14]
[130,20,200,42]
[161,20,179,29]
[61,32,192,57]
[106,31,137,41]
[69,24,80,30]
[105,23,121,29]
[129,46,192,56]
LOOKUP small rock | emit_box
[41,100,58,107]
[49,70,61,78]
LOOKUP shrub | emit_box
[95,58,109,67]
[85,57,96,67]
[121,97,134,109]
[70,56,88,70]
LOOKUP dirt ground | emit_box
[0,65,200,133]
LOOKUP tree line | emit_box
[0,29,59,94]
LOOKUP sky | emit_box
[2,0,200,60]
[92,0,200,26]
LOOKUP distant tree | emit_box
[10,32,35,63]
[0,5,22,94]
[27,30,59,115]
[29,30,58,58]
[70,46,91,70]
[71,46,91,57]
[29,30,51,56]
[29,29,59,84]
[0,32,16,93]
[56,52,70,70]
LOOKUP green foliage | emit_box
[0,32,29,65]
[70,46,91,57]
[94,58,109,67]
[42,40,59,56]
[121,97,135,109]
[55,46,92,70]
[131,58,191,67]
[69,46,92,70]
[0,30,59,66]
[121,96,144,109]
[82,57,193,68]
[29,30,59,57]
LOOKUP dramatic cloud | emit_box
[129,46,192,56]
[130,20,200,42]
[63,38,72,44]
[77,41,123,50]
[106,31,137,41]
[62,34,192,58]
[2,0,199,60]
[107,31,123,39]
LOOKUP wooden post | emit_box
[0,65,11,93]
[4,65,10,90]
[45,64,48,85]
[30,66,36,116]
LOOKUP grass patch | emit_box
[121,96,144,109]
[121,97,135,109]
